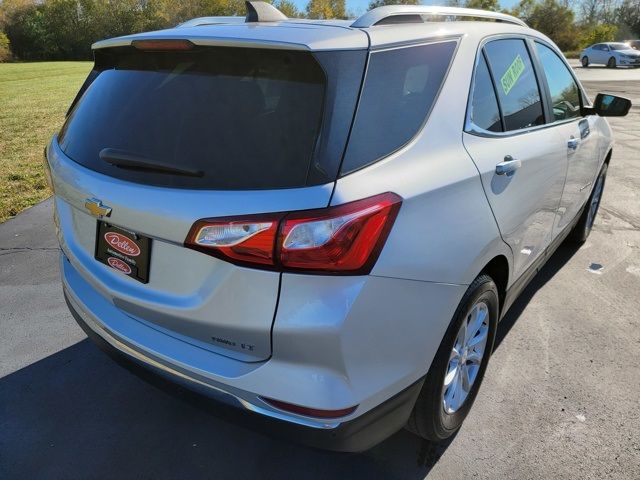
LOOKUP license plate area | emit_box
[95,221,151,283]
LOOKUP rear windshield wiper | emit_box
[99,148,204,177]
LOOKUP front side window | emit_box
[340,41,457,175]
[484,39,545,131]
[535,42,581,121]
[469,53,502,132]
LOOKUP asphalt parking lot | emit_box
[1,66,639,479]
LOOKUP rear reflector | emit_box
[132,39,194,51]
[261,397,358,419]
[185,192,402,274]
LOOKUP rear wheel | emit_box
[607,56,617,68]
[570,163,608,243]
[581,56,589,67]
[406,275,498,441]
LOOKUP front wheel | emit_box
[569,163,608,243]
[607,56,617,68]
[406,275,498,441]
[581,56,589,67]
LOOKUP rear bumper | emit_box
[64,288,423,451]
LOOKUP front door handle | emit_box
[568,137,580,150]
[495,155,522,176]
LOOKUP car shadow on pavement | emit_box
[493,241,582,351]
[1,338,453,479]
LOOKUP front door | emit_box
[532,41,602,234]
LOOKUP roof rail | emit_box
[351,6,527,28]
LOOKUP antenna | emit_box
[245,1,288,23]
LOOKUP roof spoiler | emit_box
[245,1,287,22]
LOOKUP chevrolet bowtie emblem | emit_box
[84,198,112,218]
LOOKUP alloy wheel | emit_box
[442,301,490,414]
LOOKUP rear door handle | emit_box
[495,155,521,176]
[568,137,580,150]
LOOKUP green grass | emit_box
[0,61,91,223]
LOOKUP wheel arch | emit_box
[461,235,512,310]
[478,255,509,312]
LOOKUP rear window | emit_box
[340,41,457,175]
[59,47,361,190]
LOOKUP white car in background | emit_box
[581,42,640,68]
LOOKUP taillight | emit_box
[185,192,402,274]
[186,213,285,267]
[279,192,402,273]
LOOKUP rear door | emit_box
[463,38,567,281]
[50,43,365,362]
[532,41,601,235]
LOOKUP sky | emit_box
[291,0,520,17]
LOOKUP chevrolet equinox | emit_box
[46,3,631,451]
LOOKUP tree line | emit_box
[1,0,639,61]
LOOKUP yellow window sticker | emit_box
[500,55,526,95]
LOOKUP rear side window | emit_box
[535,43,581,121]
[340,41,457,175]
[59,47,347,190]
[469,53,502,132]
[484,39,545,131]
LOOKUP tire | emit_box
[569,162,608,243]
[607,56,617,68]
[406,274,499,442]
[581,56,589,67]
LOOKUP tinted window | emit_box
[484,39,545,131]
[59,47,333,190]
[341,41,457,174]
[535,43,581,121]
[469,53,502,132]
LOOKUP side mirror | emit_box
[584,93,632,117]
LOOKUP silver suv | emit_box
[47,3,631,451]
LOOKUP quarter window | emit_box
[484,39,545,131]
[535,42,581,121]
[340,41,457,175]
[469,53,502,132]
